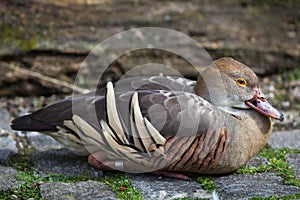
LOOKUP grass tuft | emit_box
[0,155,42,199]
[236,147,300,189]
[102,172,143,200]
[250,193,300,200]
[196,176,216,192]
[258,147,300,187]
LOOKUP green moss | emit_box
[102,173,143,200]
[236,147,300,189]
[0,23,41,53]
[174,198,205,200]
[0,181,41,200]
[41,174,92,183]
[1,155,100,199]
[286,67,300,81]
[235,147,300,199]
[182,9,204,20]
[235,165,272,174]
[196,176,216,192]
[40,173,143,200]
[250,193,300,200]
[0,155,41,200]
[274,93,284,101]
[258,147,300,187]
[10,154,32,172]
[2,154,144,200]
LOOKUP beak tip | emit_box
[279,113,284,122]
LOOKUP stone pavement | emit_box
[0,107,300,199]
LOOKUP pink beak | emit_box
[245,89,284,121]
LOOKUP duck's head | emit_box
[195,57,284,121]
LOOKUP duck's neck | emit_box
[194,74,229,107]
[194,75,210,101]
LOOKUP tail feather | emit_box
[10,97,74,132]
[11,115,58,132]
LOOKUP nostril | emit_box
[251,100,257,106]
[258,96,266,102]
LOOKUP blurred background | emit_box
[0,0,299,132]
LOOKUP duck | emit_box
[11,57,284,179]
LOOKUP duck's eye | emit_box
[236,78,247,87]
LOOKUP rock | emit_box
[31,149,102,179]
[0,109,13,132]
[0,149,16,165]
[26,132,63,152]
[0,166,24,192]
[0,133,17,165]
[285,154,300,180]
[39,180,117,200]
[0,109,17,164]
[213,173,300,199]
[128,174,212,200]
[268,129,300,149]
[273,111,299,131]
[0,133,17,152]
[246,156,269,168]
[0,119,18,164]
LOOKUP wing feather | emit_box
[144,118,166,145]
[131,92,156,155]
[106,82,129,144]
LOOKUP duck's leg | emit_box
[151,171,191,181]
[88,154,191,181]
[88,153,114,170]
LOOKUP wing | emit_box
[10,76,196,156]
[11,76,195,132]
[71,82,233,173]
[67,82,167,171]
[10,76,195,133]
[112,75,195,93]
[135,90,232,138]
